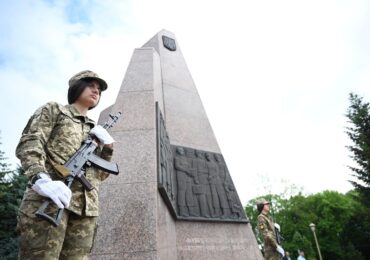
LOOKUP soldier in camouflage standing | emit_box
[257,198,285,260]
[16,70,115,260]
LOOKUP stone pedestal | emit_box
[91,30,263,260]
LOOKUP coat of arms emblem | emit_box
[162,35,176,51]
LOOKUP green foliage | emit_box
[0,143,12,177]
[291,231,313,257]
[346,93,370,207]
[341,191,370,260]
[0,137,27,259]
[245,190,368,260]
[344,93,370,259]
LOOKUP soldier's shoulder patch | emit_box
[259,223,265,230]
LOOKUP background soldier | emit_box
[257,198,285,260]
[16,70,115,259]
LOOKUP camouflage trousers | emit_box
[17,197,97,260]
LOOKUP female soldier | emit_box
[16,70,114,259]
[257,198,285,260]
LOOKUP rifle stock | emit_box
[35,176,73,226]
[36,201,64,227]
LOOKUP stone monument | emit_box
[91,30,263,259]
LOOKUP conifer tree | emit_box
[346,93,370,207]
[0,135,27,259]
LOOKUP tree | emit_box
[341,191,370,260]
[0,136,27,259]
[345,93,370,207]
[291,231,314,258]
[0,137,12,179]
[345,93,370,259]
[303,191,357,259]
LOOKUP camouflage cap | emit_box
[68,70,108,91]
[256,198,270,205]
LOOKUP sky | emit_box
[1,0,370,205]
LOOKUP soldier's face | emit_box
[263,203,270,212]
[76,80,101,108]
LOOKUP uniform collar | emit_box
[66,104,96,126]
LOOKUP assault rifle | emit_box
[36,112,122,226]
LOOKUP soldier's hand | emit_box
[276,245,285,256]
[90,125,114,145]
[32,173,72,208]
[274,223,281,232]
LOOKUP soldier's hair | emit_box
[257,203,264,213]
[68,78,101,110]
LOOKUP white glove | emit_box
[274,223,281,232]
[276,245,285,256]
[90,125,114,145]
[32,173,72,208]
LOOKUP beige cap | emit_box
[68,70,108,91]
[256,198,270,205]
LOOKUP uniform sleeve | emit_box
[15,103,57,178]
[100,145,113,161]
[257,215,278,248]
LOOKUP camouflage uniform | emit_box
[258,212,282,260]
[16,102,113,259]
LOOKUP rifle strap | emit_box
[44,106,74,179]
[53,164,71,178]
[45,152,71,178]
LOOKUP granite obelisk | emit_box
[91,30,263,259]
